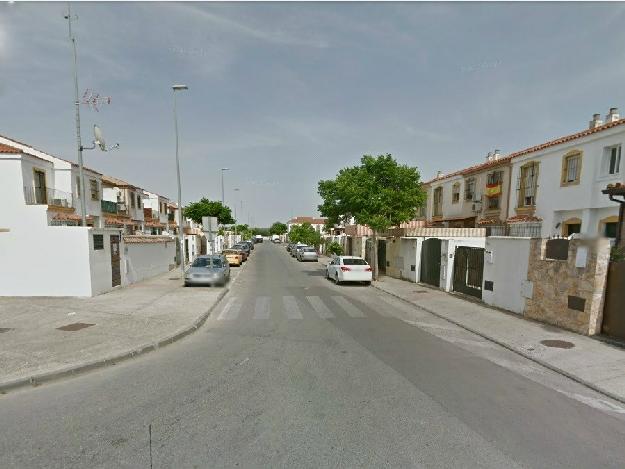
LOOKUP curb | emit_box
[0,288,230,394]
[372,283,625,406]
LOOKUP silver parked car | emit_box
[184,255,230,287]
[292,243,308,258]
[297,246,319,262]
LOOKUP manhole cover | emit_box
[0,328,14,334]
[57,322,95,332]
[540,339,575,349]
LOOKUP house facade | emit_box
[421,109,625,239]
[287,216,328,234]
[0,133,179,296]
[506,109,624,238]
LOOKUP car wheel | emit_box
[363,281,371,286]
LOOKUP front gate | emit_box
[110,235,121,287]
[420,238,441,287]
[453,246,485,299]
[378,239,386,274]
[602,260,625,341]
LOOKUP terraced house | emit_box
[423,108,625,240]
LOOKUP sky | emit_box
[2,1,625,226]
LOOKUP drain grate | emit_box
[414,290,428,293]
[57,322,95,332]
[540,339,575,349]
[0,328,14,334]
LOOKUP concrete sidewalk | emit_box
[371,274,625,403]
[0,266,240,391]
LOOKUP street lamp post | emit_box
[172,84,188,280]
[233,188,240,245]
[221,168,229,206]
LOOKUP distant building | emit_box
[287,216,328,234]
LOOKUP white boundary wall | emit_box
[482,237,532,314]
[124,240,176,284]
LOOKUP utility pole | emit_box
[65,3,87,226]
[172,84,188,279]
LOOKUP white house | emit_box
[0,134,178,296]
[287,216,328,234]
[506,108,624,238]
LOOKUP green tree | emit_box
[269,222,288,236]
[325,241,343,256]
[288,222,322,247]
[183,198,235,225]
[318,154,426,279]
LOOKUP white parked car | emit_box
[326,256,372,285]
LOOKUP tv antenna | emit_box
[81,89,112,112]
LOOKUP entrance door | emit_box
[602,261,625,341]
[110,235,121,287]
[33,169,47,204]
[453,246,485,299]
[377,240,386,274]
[420,238,441,287]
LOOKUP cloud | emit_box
[163,3,329,49]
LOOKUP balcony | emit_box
[24,187,73,209]
[101,200,119,214]
[168,212,175,222]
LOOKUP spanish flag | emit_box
[485,183,501,197]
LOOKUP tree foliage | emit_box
[288,222,322,247]
[317,154,426,278]
[318,154,425,233]
[325,241,343,256]
[269,222,288,236]
[183,198,235,225]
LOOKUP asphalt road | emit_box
[1,242,625,468]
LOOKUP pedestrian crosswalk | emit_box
[214,294,389,321]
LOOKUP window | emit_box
[485,171,503,211]
[342,258,368,265]
[452,183,460,203]
[517,162,539,207]
[136,194,141,208]
[93,234,104,250]
[433,187,443,216]
[602,145,621,176]
[464,177,475,200]
[416,200,426,218]
[131,192,136,208]
[90,179,99,200]
[561,151,581,186]
[566,223,581,236]
[605,222,618,238]
[487,195,500,210]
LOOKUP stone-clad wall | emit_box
[525,238,611,335]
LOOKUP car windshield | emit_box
[192,257,222,268]
[342,258,368,266]
[304,248,316,252]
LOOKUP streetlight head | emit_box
[222,168,230,171]
[172,84,188,91]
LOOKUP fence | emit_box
[23,186,74,208]
[485,222,542,237]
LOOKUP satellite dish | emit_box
[94,125,106,151]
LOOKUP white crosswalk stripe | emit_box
[332,296,366,318]
[254,296,271,319]
[217,297,242,320]
[305,296,335,319]
[282,296,303,319]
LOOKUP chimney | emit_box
[486,151,493,162]
[493,149,501,160]
[605,107,620,123]
[589,113,603,129]
[436,170,443,179]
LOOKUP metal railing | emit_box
[24,186,74,208]
[485,222,542,237]
[101,199,118,214]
